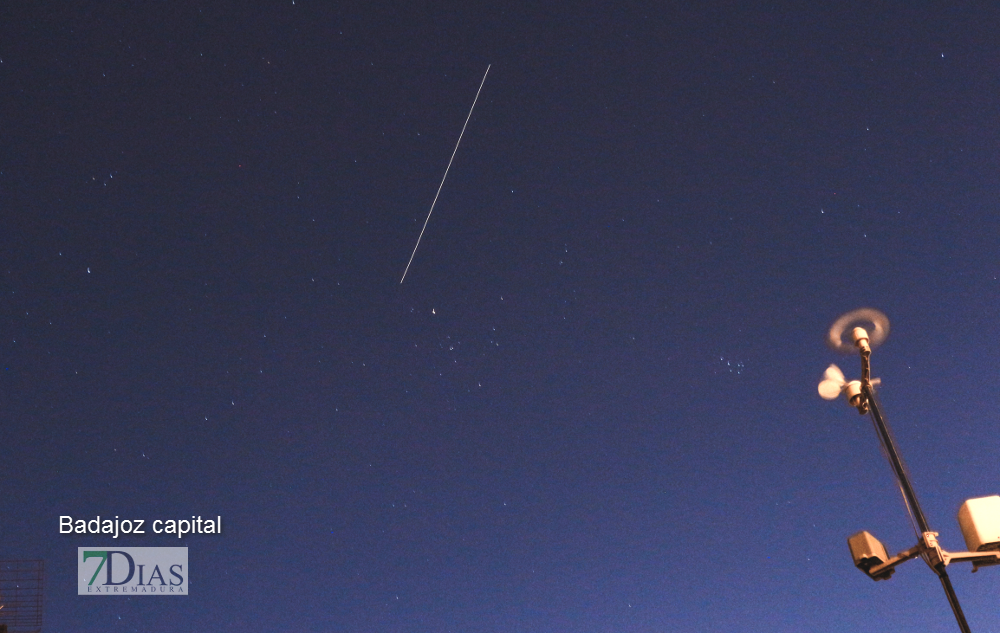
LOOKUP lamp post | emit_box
[820,309,1000,633]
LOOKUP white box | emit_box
[958,495,1000,552]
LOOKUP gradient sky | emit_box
[3,2,1000,631]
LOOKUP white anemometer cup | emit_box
[817,363,876,408]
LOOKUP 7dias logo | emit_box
[78,547,188,595]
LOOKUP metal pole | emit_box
[938,572,972,633]
[862,384,930,533]
[862,382,972,633]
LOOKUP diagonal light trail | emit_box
[400,64,491,284]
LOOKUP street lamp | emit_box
[819,308,1000,633]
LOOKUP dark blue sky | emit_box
[3,2,1000,631]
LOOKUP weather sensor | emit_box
[819,308,1000,633]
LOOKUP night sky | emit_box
[3,2,1000,631]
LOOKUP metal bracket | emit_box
[866,534,1000,580]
